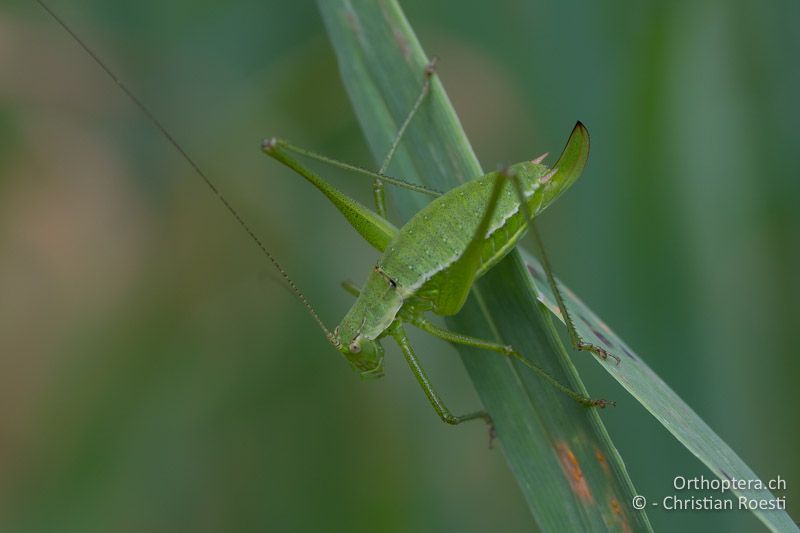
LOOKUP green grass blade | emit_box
[318,1,651,531]
[522,250,798,532]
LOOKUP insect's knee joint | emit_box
[424,56,438,77]
[442,414,460,425]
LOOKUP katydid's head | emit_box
[334,323,385,380]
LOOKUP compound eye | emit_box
[349,340,361,354]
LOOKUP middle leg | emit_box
[410,316,613,408]
[390,322,493,426]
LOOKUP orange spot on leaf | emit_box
[555,441,594,503]
[595,446,611,476]
[609,497,632,533]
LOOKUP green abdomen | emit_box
[379,167,541,298]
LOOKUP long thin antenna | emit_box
[35,0,340,348]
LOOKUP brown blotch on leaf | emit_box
[527,264,544,281]
[555,441,594,503]
[609,497,633,533]
[344,9,362,35]
[595,447,611,476]
[591,327,615,350]
[393,29,411,61]
[622,344,638,361]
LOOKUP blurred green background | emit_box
[1,0,798,531]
